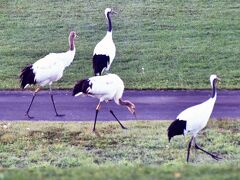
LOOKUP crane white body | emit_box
[93,32,116,72]
[32,50,75,87]
[178,97,216,137]
[81,74,123,104]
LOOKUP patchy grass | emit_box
[0,0,239,89]
[0,120,239,179]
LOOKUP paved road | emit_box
[0,90,240,121]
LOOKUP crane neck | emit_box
[69,35,75,51]
[107,12,112,32]
[105,31,112,39]
[211,79,217,98]
[119,99,131,107]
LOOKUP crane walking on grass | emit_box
[92,8,116,76]
[20,31,77,119]
[167,74,222,162]
[72,74,136,131]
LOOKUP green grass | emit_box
[0,120,239,179]
[0,0,239,89]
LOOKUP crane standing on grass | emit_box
[20,31,77,119]
[168,74,222,162]
[72,74,136,132]
[92,8,116,76]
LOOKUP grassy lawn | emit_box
[0,120,239,179]
[0,0,239,89]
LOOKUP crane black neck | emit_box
[211,79,217,98]
[107,12,112,32]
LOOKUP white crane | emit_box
[167,74,222,162]
[72,74,136,131]
[20,31,77,119]
[92,8,116,76]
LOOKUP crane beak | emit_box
[133,111,137,119]
[127,107,136,119]
[75,33,80,38]
[74,92,83,97]
[217,77,221,85]
[111,10,117,15]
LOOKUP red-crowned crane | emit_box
[20,31,77,119]
[92,8,116,76]
[168,74,222,162]
[72,74,136,131]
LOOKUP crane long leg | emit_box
[109,110,127,129]
[93,103,101,132]
[25,87,40,119]
[49,85,64,117]
[186,136,194,162]
[195,143,222,161]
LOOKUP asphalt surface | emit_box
[0,90,240,121]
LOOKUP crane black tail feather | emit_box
[72,79,92,96]
[93,54,110,76]
[167,119,186,142]
[19,64,36,89]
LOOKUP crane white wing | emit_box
[177,98,216,135]
[93,33,116,63]
[32,52,69,85]
[88,74,123,102]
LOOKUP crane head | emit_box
[210,74,221,88]
[69,31,76,39]
[105,8,117,17]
